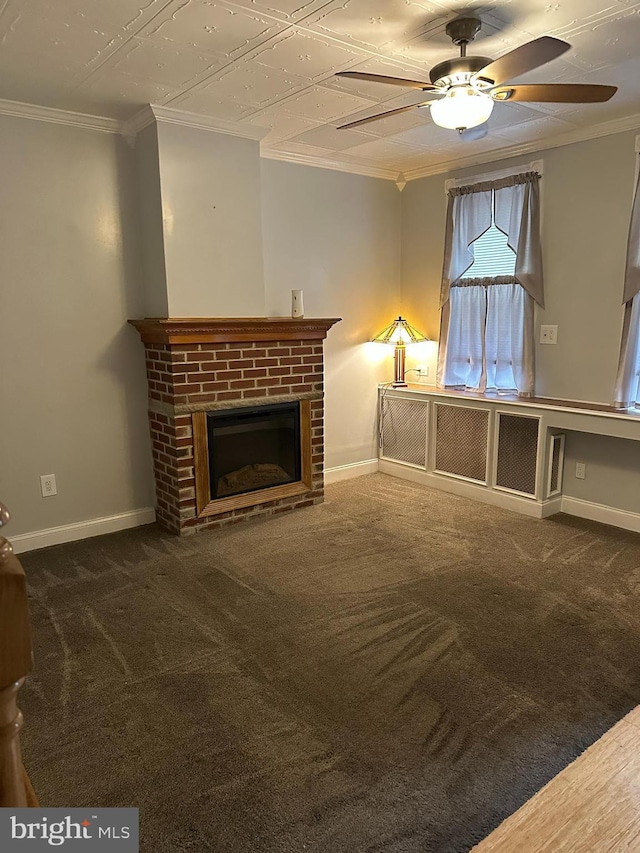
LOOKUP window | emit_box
[613,163,640,409]
[443,213,525,393]
[630,294,640,406]
[616,293,640,408]
[460,223,516,280]
[438,172,543,397]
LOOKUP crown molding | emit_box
[121,104,269,141]
[0,99,269,142]
[0,97,120,134]
[260,146,400,181]
[2,95,639,183]
[119,105,156,139]
[402,112,640,183]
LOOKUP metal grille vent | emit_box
[381,397,427,467]
[548,434,564,496]
[434,404,488,482]
[496,414,539,495]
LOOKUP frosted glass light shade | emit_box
[430,88,494,130]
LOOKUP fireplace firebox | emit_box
[207,402,301,500]
[192,398,313,520]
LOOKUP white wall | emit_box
[0,115,155,538]
[261,159,402,469]
[156,122,265,318]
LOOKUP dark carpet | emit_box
[19,473,640,852]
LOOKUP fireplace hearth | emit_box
[130,317,340,535]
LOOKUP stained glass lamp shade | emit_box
[371,316,430,387]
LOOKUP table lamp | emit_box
[371,316,430,387]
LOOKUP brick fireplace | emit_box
[130,317,340,535]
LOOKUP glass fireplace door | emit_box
[206,402,301,500]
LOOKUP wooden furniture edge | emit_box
[0,503,37,808]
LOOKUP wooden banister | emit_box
[0,502,37,807]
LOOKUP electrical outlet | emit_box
[417,365,429,384]
[40,474,57,497]
[540,325,558,345]
[575,461,586,480]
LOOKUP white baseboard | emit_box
[11,507,157,554]
[378,459,548,518]
[378,459,640,533]
[9,487,638,558]
[560,496,640,534]
[541,495,563,518]
[324,459,379,485]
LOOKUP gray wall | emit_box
[401,130,640,514]
[156,122,265,318]
[261,159,401,468]
[135,123,169,317]
[2,112,638,539]
[0,115,155,537]
[563,432,640,514]
[400,131,637,402]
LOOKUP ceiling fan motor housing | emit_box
[445,17,482,46]
[429,56,493,87]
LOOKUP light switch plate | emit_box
[540,325,558,345]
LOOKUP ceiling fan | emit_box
[335,17,617,138]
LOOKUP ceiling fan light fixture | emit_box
[429,87,494,130]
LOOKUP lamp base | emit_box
[393,342,408,387]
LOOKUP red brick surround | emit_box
[130,318,340,535]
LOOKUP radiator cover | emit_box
[496,413,539,496]
[381,396,428,467]
[434,404,489,483]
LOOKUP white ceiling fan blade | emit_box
[337,101,437,130]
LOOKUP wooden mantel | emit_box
[129,317,341,345]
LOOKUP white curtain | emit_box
[439,188,493,310]
[438,173,542,396]
[614,293,640,407]
[441,283,532,394]
[494,178,545,308]
[614,161,640,408]
[486,283,534,393]
[442,285,486,390]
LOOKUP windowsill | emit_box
[380,384,640,419]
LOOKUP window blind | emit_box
[460,223,516,279]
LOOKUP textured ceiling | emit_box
[1,0,640,177]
